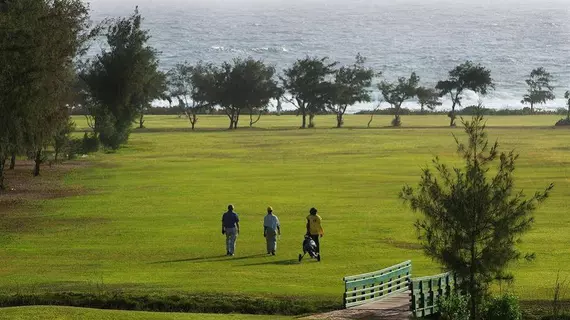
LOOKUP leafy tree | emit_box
[167,63,202,130]
[230,59,279,128]
[134,68,166,129]
[326,54,375,128]
[401,115,553,319]
[521,68,555,114]
[0,0,90,179]
[194,58,279,129]
[378,72,420,126]
[81,8,161,149]
[53,115,76,162]
[416,86,442,113]
[436,61,494,126]
[281,57,337,128]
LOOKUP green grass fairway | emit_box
[0,306,291,320]
[1,115,569,303]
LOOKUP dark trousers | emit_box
[310,235,320,253]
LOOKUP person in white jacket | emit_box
[263,206,281,255]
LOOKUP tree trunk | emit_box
[449,102,457,127]
[530,102,534,115]
[33,148,42,177]
[309,114,315,128]
[421,105,425,114]
[368,113,375,128]
[191,114,197,130]
[0,156,6,191]
[139,113,145,128]
[250,110,262,127]
[336,112,343,128]
[226,108,235,129]
[470,246,477,320]
[9,152,16,170]
[276,100,282,116]
[233,110,240,129]
[301,111,307,129]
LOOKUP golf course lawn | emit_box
[1,115,569,303]
[0,306,292,320]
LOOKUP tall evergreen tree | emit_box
[401,115,553,319]
[81,8,162,149]
[0,0,90,181]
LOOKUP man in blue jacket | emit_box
[222,204,240,256]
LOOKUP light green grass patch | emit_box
[1,115,569,302]
[0,306,292,320]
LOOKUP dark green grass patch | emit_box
[0,292,339,316]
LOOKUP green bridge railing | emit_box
[343,261,459,317]
[343,260,412,308]
[410,272,458,317]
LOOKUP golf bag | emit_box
[298,234,320,262]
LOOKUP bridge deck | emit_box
[304,291,411,320]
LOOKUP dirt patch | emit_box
[0,160,87,204]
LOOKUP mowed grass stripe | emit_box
[0,306,292,320]
[0,116,569,301]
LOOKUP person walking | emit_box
[306,207,324,254]
[263,206,281,255]
[222,204,240,256]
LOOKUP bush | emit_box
[439,293,470,320]
[82,133,100,154]
[67,138,83,160]
[484,294,522,320]
[555,118,570,126]
[96,118,130,150]
[391,116,402,127]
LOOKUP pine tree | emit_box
[401,115,553,319]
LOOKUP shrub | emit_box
[484,294,522,320]
[96,118,130,150]
[391,116,402,127]
[555,118,570,126]
[67,138,83,160]
[439,293,470,320]
[82,133,100,154]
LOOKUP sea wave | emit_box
[210,45,290,54]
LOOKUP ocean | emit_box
[87,0,570,112]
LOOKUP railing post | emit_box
[419,280,425,318]
[429,279,435,315]
[409,279,416,316]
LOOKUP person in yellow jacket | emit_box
[306,207,324,254]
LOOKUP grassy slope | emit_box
[1,115,569,301]
[0,306,291,320]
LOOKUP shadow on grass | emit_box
[241,259,300,266]
[149,254,266,264]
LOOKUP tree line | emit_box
[2,4,570,191]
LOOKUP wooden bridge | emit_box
[305,261,458,320]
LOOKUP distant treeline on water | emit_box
[70,105,570,117]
